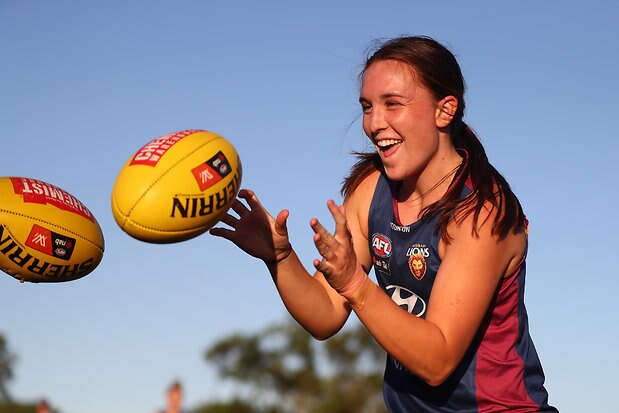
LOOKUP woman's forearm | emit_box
[266,248,351,340]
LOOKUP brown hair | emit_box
[168,379,182,393]
[342,36,525,240]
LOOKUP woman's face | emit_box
[360,59,442,182]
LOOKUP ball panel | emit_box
[111,130,217,217]
[109,209,211,243]
[2,178,100,237]
[111,130,224,216]
[111,130,242,243]
[0,177,105,283]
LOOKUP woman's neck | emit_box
[398,150,463,207]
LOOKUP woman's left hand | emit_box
[311,200,361,294]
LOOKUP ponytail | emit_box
[425,120,526,241]
[341,151,382,199]
[343,36,526,241]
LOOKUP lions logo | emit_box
[408,253,426,281]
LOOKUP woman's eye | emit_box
[361,104,372,113]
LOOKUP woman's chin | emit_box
[383,167,405,182]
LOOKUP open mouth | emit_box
[376,139,402,152]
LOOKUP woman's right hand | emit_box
[209,189,292,265]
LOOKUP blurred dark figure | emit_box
[0,335,16,403]
[155,380,185,413]
[36,399,51,413]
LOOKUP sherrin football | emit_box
[111,129,242,243]
[0,177,105,283]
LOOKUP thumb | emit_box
[274,209,290,236]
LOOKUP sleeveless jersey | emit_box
[368,173,557,413]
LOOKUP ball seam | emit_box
[0,208,104,252]
[111,199,216,235]
[125,136,223,217]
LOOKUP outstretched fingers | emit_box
[230,197,250,217]
[313,257,332,276]
[220,213,239,228]
[238,188,264,211]
[209,189,256,238]
[311,218,335,258]
[310,200,360,291]
[327,200,351,239]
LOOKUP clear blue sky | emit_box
[1,1,618,412]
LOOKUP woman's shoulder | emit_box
[345,169,381,206]
[344,169,381,231]
[443,193,527,275]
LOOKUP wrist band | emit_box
[338,265,368,298]
[345,276,377,310]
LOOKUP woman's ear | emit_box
[435,96,459,128]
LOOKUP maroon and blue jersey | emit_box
[368,173,557,412]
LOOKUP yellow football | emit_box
[0,177,105,283]
[111,129,242,243]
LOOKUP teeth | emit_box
[376,139,401,148]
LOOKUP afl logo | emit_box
[371,233,392,258]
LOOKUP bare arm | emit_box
[209,189,351,339]
[356,211,525,385]
[311,177,526,385]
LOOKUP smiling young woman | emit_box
[210,35,558,413]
